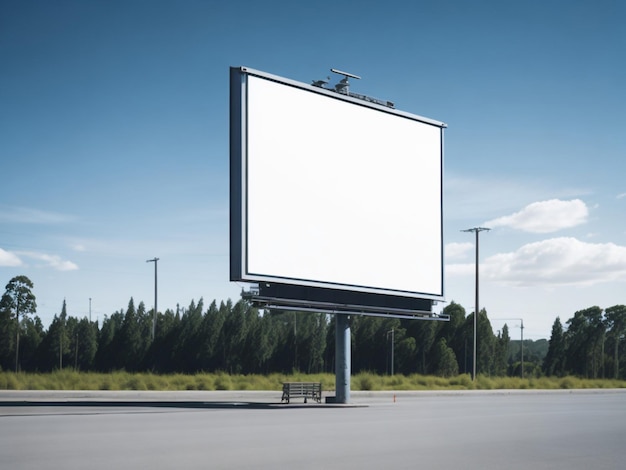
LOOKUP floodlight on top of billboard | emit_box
[230,66,445,307]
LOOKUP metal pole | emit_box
[335,314,351,404]
[473,229,478,381]
[89,297,92,323]
[14,296,19,373]
[462,227,490,381]
[146,258,159,340]
[492,317,525,378]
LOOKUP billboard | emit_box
[230,66,445,315]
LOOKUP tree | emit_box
[493,324,510,377]
[605,305,626,379]
[19,315,44,370]
[351,316,404,374]
[325,314,336,374]
[73,317,98,370]
[171,298,205,372]
[438,302,466,373]
[195,300,224,372]
[118,298,145,371]
[543,317,566,376]
[478,310,497,375]
[565,307,604,378]
[244,308,274,373]
[0,297,15,370]
[406,319,437,374]
[299,313,328,373]
[462,309,495,376]
[396,335,417,374]
[144,307,181,372]
[0,276,37,372]
[220,300,250,374]
[432,338,459,377]
[95,311,124,371]
[47,311,70,370]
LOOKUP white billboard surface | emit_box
[232,68,444,300]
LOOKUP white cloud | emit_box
[17,252,79,271]
[444,174,590,222]
[617,193,626,200]
[482,237,626,287]
[446,262,474,276]
[445,242,474,260]
[485,199,588,233]
[0,248,22,267]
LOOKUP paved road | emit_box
[1,389,624,469]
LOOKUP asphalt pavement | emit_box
[1,389,625,469]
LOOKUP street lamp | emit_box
[146,258,159,340]
[462,227,490,381]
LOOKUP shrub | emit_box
[1,373,19,390]
[357,374,374,391]
[559,376,577,389]
[214,374,232,390]
[1,371,625,392]
[449,374,473,389]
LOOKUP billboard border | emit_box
[230,65,446,305]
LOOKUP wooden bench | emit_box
[281,382,322,404]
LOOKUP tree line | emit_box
[1,275,624,379]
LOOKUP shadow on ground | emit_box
[0,400,359,411]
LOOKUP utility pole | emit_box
[462,227,490,381]
[146,258,159,340]
[520,318,524,380]
[89,297,92,323]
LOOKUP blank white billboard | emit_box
[231,67,445,300]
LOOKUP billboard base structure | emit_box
[323,313,351,404]
[242,283,449,321]
[242,283,449,405]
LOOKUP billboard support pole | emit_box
[335,313,351,404]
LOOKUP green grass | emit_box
[1,371,625,391]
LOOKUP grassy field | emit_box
[1,370,626,391]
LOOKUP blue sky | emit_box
[1,0,624,339]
